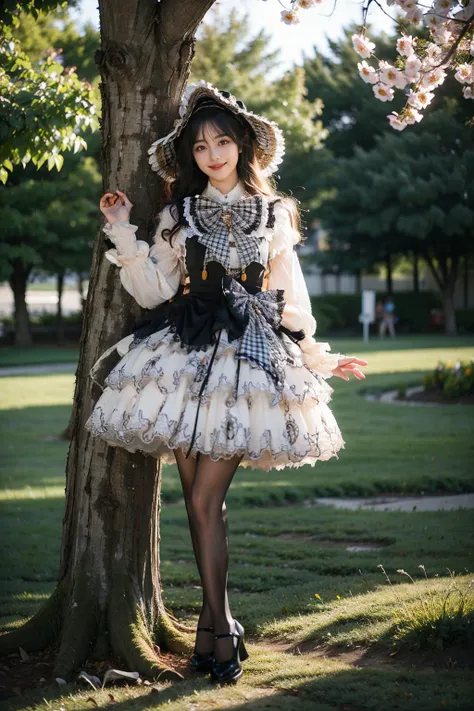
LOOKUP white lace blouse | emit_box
[103,180,341,377]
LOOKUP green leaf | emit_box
[3,159,13,171]
[0,168,8,184]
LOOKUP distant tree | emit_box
[320,111,474,333]
[14,6,100,83]
[0,155,100,345]
[0,1,98,184]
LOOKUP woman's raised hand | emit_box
[99,190,133,225]
[332,356,368,381]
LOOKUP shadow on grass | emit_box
[3,653,473,711]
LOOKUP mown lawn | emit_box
[0,336,473,710]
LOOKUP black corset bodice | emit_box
[131,229,304,361]
[185,237,265,296]
[131,235,269,350]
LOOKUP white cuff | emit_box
[103,221,139,257]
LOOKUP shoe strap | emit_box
[197,626,214,633]
[214,631,240,640]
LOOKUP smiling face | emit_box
[192,120,240,186]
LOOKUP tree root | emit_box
[107,572,191,681]
[0,584,65,656]
[53,572,101,679]
[1,576,194,683]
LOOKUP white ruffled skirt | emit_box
[85,326,345,471]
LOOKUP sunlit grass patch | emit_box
[379,565,474,651]
[259,573,474,653]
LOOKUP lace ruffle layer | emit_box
[85,326,345,471]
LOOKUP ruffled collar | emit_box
[202,180,248,204]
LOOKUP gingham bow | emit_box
[222,275,288,391]
[182,195,265,272]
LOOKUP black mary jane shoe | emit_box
[188,626,215,673]
[210,619,249,684]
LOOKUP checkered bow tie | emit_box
[184,194,265,272]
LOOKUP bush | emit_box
[2,310,83,327]
[456,308,474,333]
[422,360,474,398]
[310,291,443,333]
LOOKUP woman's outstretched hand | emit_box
[99,190,133,225]
[332,356,368,381]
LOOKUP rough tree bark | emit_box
[0,0,215,681]
[8,260,33,347]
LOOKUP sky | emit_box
[71,0,395,74]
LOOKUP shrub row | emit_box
[308,291,473,334]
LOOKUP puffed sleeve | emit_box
[103,204,184,309]
[267,201,342,378]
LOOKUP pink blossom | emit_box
[454,64,473,85]
[297,0,318,8]
[404,107,423,124]
[281,9,300,25]
[420,68,447,89]
[387,112,407,131]
[433,0,455,11]
[406,7,423,25]
[352,34,375,59]
[404,56,422,81]
[379,61,407,89]
[373,83,395,102]
[358,60,378,84]
[407,89,434,109]
[397,35,415,57]
[462,86,474,99]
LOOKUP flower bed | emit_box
[422,360,474,399]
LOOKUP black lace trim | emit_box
[266,198,282,229]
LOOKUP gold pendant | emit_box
[241,268,247,282]
[201,266,208,281]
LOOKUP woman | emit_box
[86,82,367,684]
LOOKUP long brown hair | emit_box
[160,104,300,243]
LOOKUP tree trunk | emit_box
[0,0,215,681]
[8,260,33,347]
[77,272,86,313]
[412,252,419,294]
[56,271,65,345]
[442,287,457,335]
[424,253,459,336]
[385,252,393,294]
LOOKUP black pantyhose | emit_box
[174,448,242,663]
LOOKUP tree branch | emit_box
[424,252,444,291]
[159,0,216,45]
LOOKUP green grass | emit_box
[0,337,473,710]
[0,346,79,368]
[1,333,473,369]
